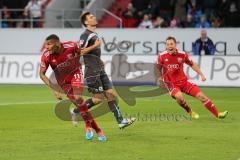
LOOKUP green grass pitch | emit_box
[0,85,239,160]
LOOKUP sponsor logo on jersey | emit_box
[67,54,73,59]
[167,64,179,70]
[177,58,183,63]
[79,40,84,46]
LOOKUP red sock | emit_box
[203,100,219,117]
[85,110,101,133]
[77,102,92,129]
[91,119,102,133]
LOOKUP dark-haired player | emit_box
[71,12,135,129]
[156,36,228,119]
[39,34,106,142]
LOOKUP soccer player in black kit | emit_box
[71,12,136,129]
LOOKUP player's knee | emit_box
[105,89,115,100]
[175,94,186,104]
[74,95,84,104]
[177,98,185,104]
[92,97,103,104]
[196,93,208,102]
[174,93,184,103]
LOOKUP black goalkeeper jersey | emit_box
[79,29,104,73]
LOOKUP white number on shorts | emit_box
[74,73,81,79]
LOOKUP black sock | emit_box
[108,100,123,124]
[85,98,95,109]
[73,98,95,113]
[73,108,79,113]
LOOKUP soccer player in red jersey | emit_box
[156,36,228,119]
[39,34,106,142]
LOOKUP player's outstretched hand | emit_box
[54,91,62,100]
[158,77,165,88]
[200,75,206,81]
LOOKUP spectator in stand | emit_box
[184,14,195,27]
[201,0,218,18]
[192,30,216,55]
[216,0,228,26]
[122,2,138,28]
[210,14,221,27]
[153,16,168,28]
[158,0,175,23]
[174,0,187,27]
[170,17,178,28]
[24,0,46,28]
[138,14,153,29]
[1,6,13,28]
[123,2,136,16]
[224,0,240,27]
[195,15,211,28]
[143,0,160,16]
[129,0,240,28]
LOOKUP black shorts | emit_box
[85,69,112,94]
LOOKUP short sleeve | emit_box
[79,34,86,49]
[73,42,80,55]
[79,33,98,49]
[40,54,49,72]
[184,53,193,66]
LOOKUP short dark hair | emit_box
[80,12,91,27]
[46,34,60,41]
[166,36,176,43]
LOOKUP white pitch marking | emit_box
[0,101,56,106]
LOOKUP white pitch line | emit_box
[0,101,56,106]
[0,98,238,106]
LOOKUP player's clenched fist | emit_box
[200,75,206,81]
[53,90,62,100]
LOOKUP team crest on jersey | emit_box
[177,58,183,63]
[79,40,84,45]
[165,59,169,62]
[67,54,73,59]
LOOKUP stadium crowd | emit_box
[121,0,240,28]
[1,0,240,28]
[0,0,50,28]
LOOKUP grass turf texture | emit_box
[0,85,239,160]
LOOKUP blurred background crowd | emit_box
[1,0,240,28]
[121,0,240,28]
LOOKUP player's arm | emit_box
[190,62,206,81]
[81,39,102,55]
[39,68,62,100]
[39,56,62,100]
[185,53,206,81]
[23,2,30,16]
[155,64,163,81]
[155,63,166,89]
[39,68,54,87]
[156,54,164,84]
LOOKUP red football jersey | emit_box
[157,50,193,84]
[40,41,81,85]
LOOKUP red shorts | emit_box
[59,70,83,101]
[164,80,201,97]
